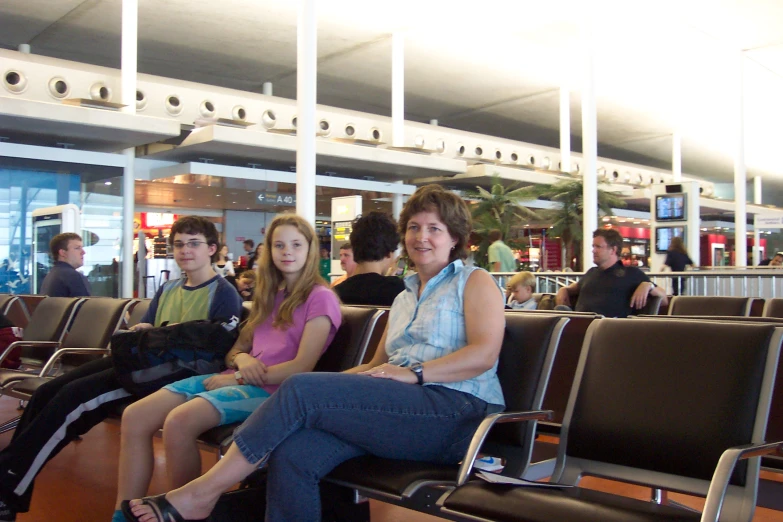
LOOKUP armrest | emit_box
[455,410,552,486]
[39,347,110,377]
[0,341,61,366]
[701,440,783,522]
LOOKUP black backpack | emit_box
[111,317,240,397]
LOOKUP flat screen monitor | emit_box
[656,193,686,221]
[655,226,685,254]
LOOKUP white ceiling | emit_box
[3,0,783,202]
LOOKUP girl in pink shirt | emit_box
[111,215,341,522]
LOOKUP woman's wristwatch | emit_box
[234,371,245,385]
[409,362,424,385]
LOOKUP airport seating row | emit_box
[319,315,783,522]
[2,293,783,520]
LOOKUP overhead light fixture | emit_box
[104,181,112,186]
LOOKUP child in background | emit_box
[506,271,538,310]
[111,214,341,522]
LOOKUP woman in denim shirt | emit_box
[124,185,506,522]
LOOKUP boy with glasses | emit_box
[0,216,242,522]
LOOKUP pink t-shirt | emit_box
[231,285,341,394]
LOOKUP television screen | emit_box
[656,194,686,221]
[655,226,685,253]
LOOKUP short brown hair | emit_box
[50,233,82,261]
[398,184,471,264]
[238,269,256,282]
[339,242,352,251]
[593,228,623,257]
[489,229,502,242]
[168,216,220,263]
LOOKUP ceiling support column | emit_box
[672,131,682,182]
[296,0,317,225]
[392,31,405,147]
[734,51,747,267]
[559,87,570,173]
[754,176,762,265]
[121,0,137,298]
[581,29,598,271]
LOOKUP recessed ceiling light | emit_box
[104,181,112,186]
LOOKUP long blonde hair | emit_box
[239,213,328,345]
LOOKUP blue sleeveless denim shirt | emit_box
[386,260,505,407]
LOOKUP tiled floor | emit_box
[0,395,781,521]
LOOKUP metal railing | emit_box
[490,268,783,299]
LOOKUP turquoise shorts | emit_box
[164,373,271,425]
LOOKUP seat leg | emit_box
[651,488,699,512]
[0,415,21,434]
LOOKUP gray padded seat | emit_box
[667,296,752,316]
[0,297,81,388]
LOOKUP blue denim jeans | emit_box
[232,372,494,522]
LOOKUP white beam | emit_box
[296,0,317,224]
[149,163,416,194]
[672,130,682,182]
[754,176,762,264]
[0,142,129,166]
[392,31,405,147]
[559,87,570,173]
[121,0,138,298]
[734,51,747,267]
[581,25,598,271]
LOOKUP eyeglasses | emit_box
[172,240,208,250]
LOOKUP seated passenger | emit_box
[556,228,667,317]
[333,211,405,307]
[505,271,537,310]
[39,232,91,297]
[234,269,256,301]
[0,216,242,522]
[124,184,506,522]
[330,242,356,287]
[112,214,340,522]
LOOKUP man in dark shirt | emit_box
[39,233,91,297]
[556,229,667,317]
[334,212,405,307]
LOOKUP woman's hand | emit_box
[234,352,268,386]
[129,322,154,331]
[203,373,239,391]
[359,363,417,384]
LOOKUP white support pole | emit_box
[392,31,405,147]
[734,51,747,267]
[262,82,273,96]
[296,0,317,225]
[559,87,571,173]
[581,32,598,271]
[753,176,762,265]
[392,180,404,220]
[121,0,138,298]
[672,130,682,182]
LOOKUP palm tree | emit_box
[465,174,540,268]
[515,179,626,270]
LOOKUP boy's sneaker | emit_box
[473,456,504,472]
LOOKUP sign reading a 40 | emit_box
[257,192,296,206]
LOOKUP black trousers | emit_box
[0,357,133,512]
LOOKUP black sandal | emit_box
[121,494,208,522]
